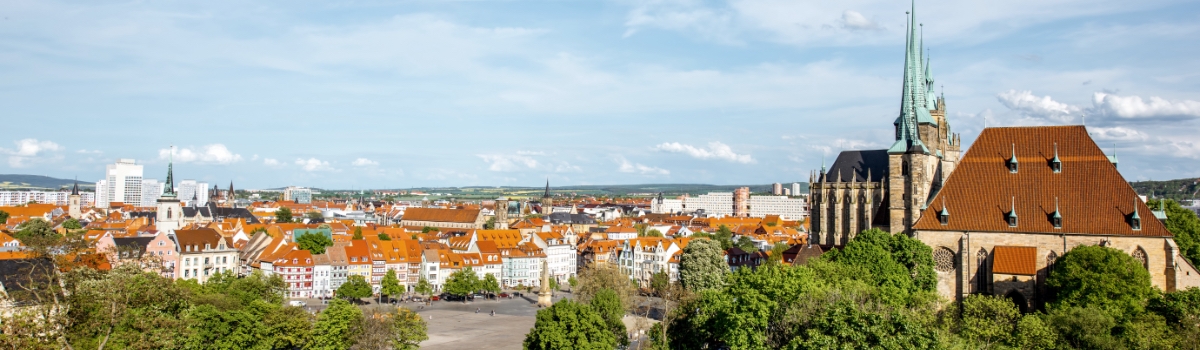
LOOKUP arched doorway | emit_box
[1005,290,1029,314]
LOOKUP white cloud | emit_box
[1088,126,1149,141]
[654,141,755,163]
[295,158,333,172]
[158,144,243,164]
[352,158,379,166]
[555,162,583,173]
[478,154,539,172]
[841,11,880,31]
[1,139,62,168]
[76,149,103,154]
[263,158,282,167]
[1089,92,1200,121]
[617,157,669,175]
[997,90,1081,123]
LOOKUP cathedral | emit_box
[809,5,961,247]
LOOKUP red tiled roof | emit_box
[402,208,481,224]
[992,246,1037,275]
[914,126,1171,237]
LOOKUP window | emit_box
[976,249,989,293]
[1132,247,1148,270]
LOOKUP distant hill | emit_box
[0,174,93,191]
[347,183,810,197]
[1130,178,1200,201]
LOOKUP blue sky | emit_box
[1,0,1198,189]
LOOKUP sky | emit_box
[1,0,1199,189]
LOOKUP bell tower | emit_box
[157,147,183,234]
[68,179,82,219]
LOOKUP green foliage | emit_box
[550,276,559,291]
[485,216,496,229]
[381,269,404,297]
[714,225,734,250]
[388,308,429,350]
[1147,287,1200,324]
[650,271,670,296]
[415,276,434,297]
[378,233,391,241]
[355,307,427,350]
[1046,245,1155,317]
[443,267,480,297]
[645,229,664,237]
[306,211,323,221]
[1013,314,1057,350]
[338,275,373,300]
[957,295,1020,348]
[590,289,629,346]
[62,218,82,230]
[1044,306,1122,349]
[1150,199,1200,267]
[421,226,437,233]
[13,219,61,244]
[575,263,635,308]
[523,299,618,350]
[275,207,293,223]
[820,228,935,305]
[296,232,333,254]
[311,299,364,350]
[735,236,757,252]
[0,210,8,224]
[481,273,501,294]
[353,227,364,240]
[768,242,790,265]
[567,275,577,289]
[678,238,727,293]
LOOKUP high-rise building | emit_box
[791,183,802,197]
[96,159,144,208]
[772,183,783,195]
[142,179,163,207]
[283,186,313,204]
[177,180,210,207]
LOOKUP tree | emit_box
[421,226,438,233]
[481,273,501,294]
[62,218,82,230]
[1013,314,1057,350]
[767,242,790,265]
[713,225,734,250]
[354,307,428,350]
[821,228,935,305]
[590,289,629,347]
[275,207,293,223]
[678,238,727,293]
[523,299,618,350]
[306,211,323,221]
[337,275,373,301]
[311,299,363,350]
[443,267,480,298]
[388,308,429,350]
[735,236,757,252]
[1150,199,1200,267]
[296,232,333,254]
[415,276,433,298]
[575,263,635,308]
[957,295,1020,348]
[381,269,404,300]
[550,276,559,291]
[352,227,364,240]
[485,217,496,229]
[645,229,664,238]
[0,210,8,225]
[378,233,391,241]
[1046,245,1155,317]
[649,271,670,297]
[13,219,60,245]
[567,275,577,291]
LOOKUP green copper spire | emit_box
[163,146,177,198]
[889,1,932,155]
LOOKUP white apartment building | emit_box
[96,159,144,208]
[748,195,808,221]
[283,186,313,204]
[650,197,684,215]
[0,191,95,206]
[175,228,240,284]
[142,179,163,207]
[792,183,802,197]
[617,238,681,286]
[686,192,734,216]
[177,180,210,206]
[532,232,577,283]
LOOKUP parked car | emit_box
[430,295,440,301]
[412,296,424,302]
[288,300,306,307]
[499,292,510,298]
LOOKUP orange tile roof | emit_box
[913,126,1171,237]
[992,246,1037,275]
[402,208,481,223]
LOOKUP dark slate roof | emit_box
[0,258,58,306]
[825,150,889,182]
[112,236,155,259]
[545,212,597,225]
[179,204,260,224]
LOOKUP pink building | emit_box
[94,231,178,279]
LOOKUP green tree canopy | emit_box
[574,263,635,308]
[820,228,935,305]
[735,236,757,252]
[311,299,364,350]
[0,210,9,225]
[956,295,1021,348]
[1046,245,1155,317]
[713,225,734,250]
[306,211,323,221]
[353,227,364,240]
[645,229,664,238]
[13,219,60,245]
[337,275,373,300]
[523,299,618,350]
[381,269,404,298]
[678,238,727,293]
[296,232,333,254]
[650,271,670,297]
[275,207,293,223]
[481,273,501,294]
[443,267,480,297]
[378,233,391,241]
[62,218,82,230]
[589,289,629,347]
[415,276,433,297]
[1150,199,1200,267]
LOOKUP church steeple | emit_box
[163,146,177,198]
[543,178,551,199]
[889,1,931,155]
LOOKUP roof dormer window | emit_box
[1007,144,1019,173]
[1007,197,1018,228]
[1050,143,1062,173]
[1051,197,1063,229]
[1131,198,1142,231]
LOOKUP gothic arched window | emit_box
[1133,247,1148,270]
[167,208,172,219]
[1047,251,1058,273]
[977,248,990,293]
[933,247,956,272]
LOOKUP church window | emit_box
[167,208,172,219]
[933,247,956,272]
[1132,247,1148,270]
[977,248,990,293]
[1047,251,1058,273]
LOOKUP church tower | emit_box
[68,180,82,219]
[541,179,553,215]
[157,148,183,234]
[495,197,510,229]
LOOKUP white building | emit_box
[617,238,681,287]
[177,180,210,206]
[650,197,684,215]
[686,192,734,216]
[0,191,95,206]
[283,186,313,204]
[96,159,144,208]
[792,183,802,197]
[748,195,808,221]
[532,231,577,283]
[142,179,163,207]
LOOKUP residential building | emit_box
[531,230,576,283]
[0,191,95,207]
[747,195,807,221]
[913,125,1200,310]
[142,179,163,208]
[95,159,145,208]
[470,240,503,282]
[312,251,333,298]
[772,183,783,195]
[617,237,680,286]
[345,240,373,286]
[175,228,239,284]
[273,248,314,298]
[791,183,802,197]
[177,180,210,207]
[400,207,485,230]
[421,250,443,291]
[283,186,313,204]
[326,241,352,296]
[502,243,544,288]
